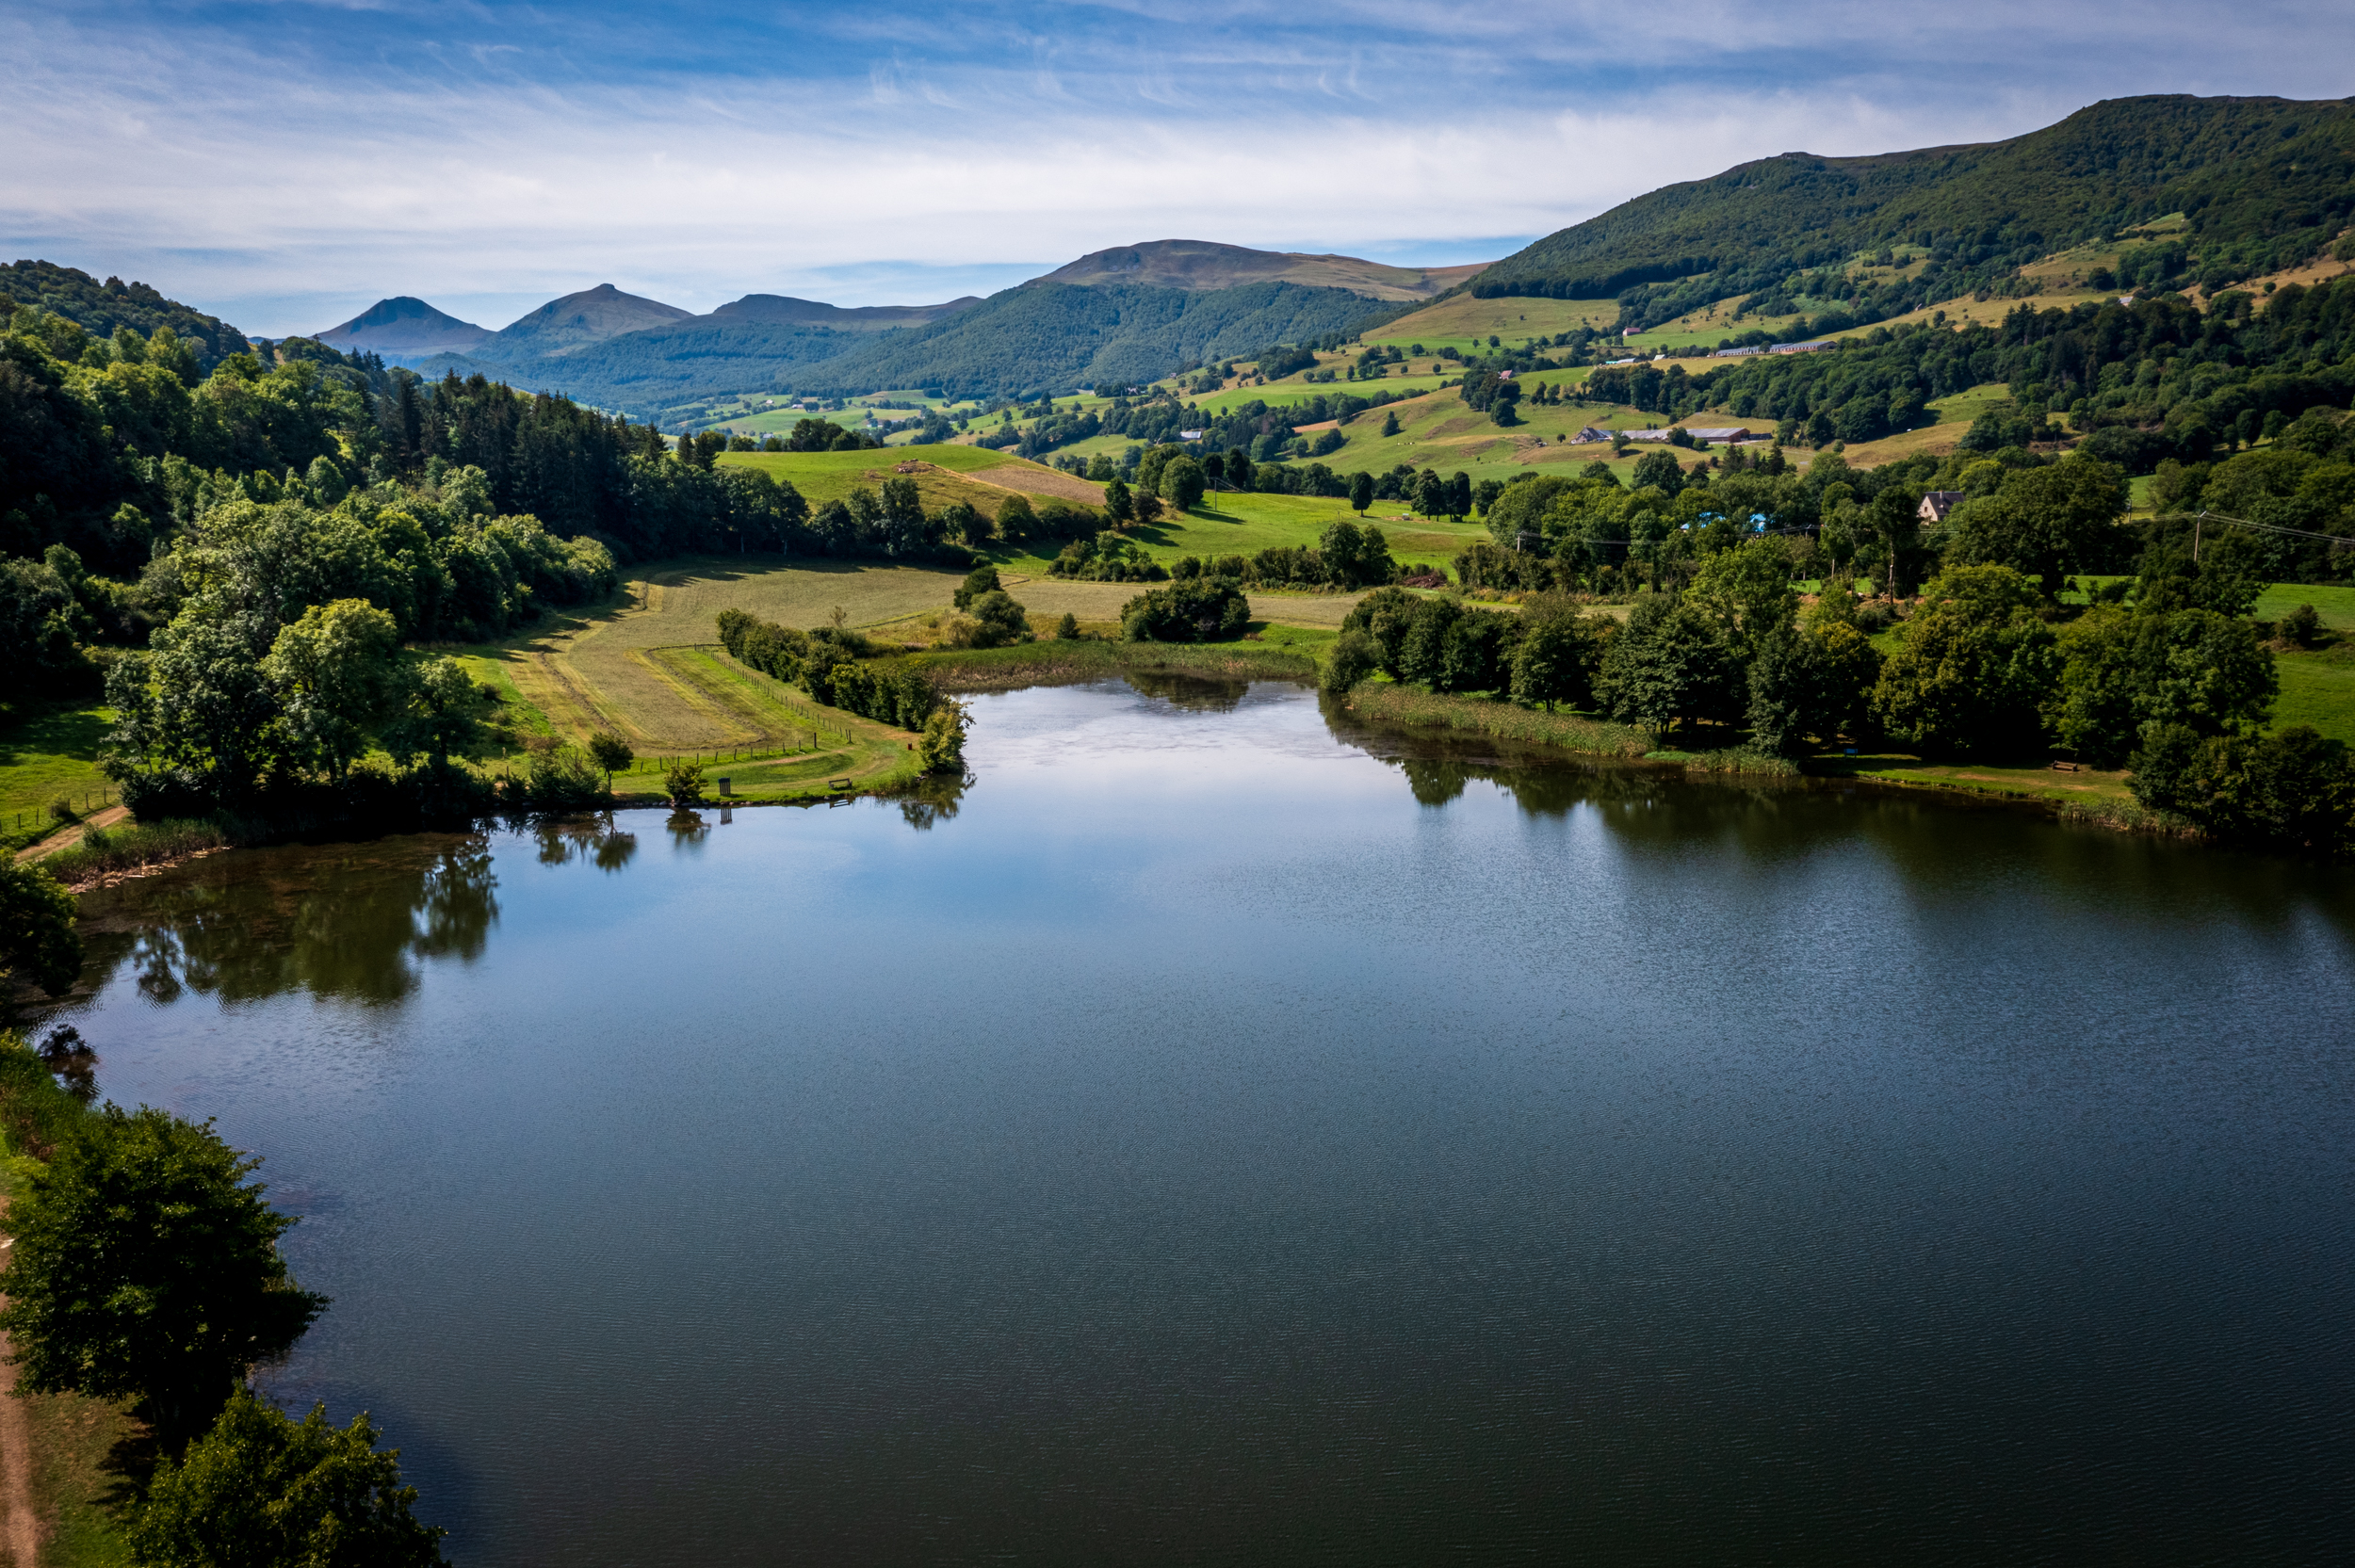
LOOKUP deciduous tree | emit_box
[0,861,82,997]
[0,1107,327,1448]
[130,1389,447,1567]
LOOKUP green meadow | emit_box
[1362,295,1622,355]
[0,702,117,851]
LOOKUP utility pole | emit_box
[2194,510,2204,565]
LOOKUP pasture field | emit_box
[450,545,1405,788]
[719,445,1106,510]
[1364,296,1622,354]
[2272,643,2355,741]
[455,558,967,754]
[0,703,115,851]
[1624,311,1812,352]
[2254,583,2355,629]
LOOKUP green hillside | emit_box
[788,280,1387,401]
[0,259,252,368]
[1476,95,2355,334]
[403,279,1391,417]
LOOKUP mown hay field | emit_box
[1365,295,1622,353]
[719,445,1106,509]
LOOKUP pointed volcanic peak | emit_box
[484,283,695,358]
[314,297,490,356]
[1029,240,1489,301]
[706,294,983,331]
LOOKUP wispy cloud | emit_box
[4,2,2348,334]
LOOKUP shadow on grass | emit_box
[93,1410,161,1513]
[0,702,112,768]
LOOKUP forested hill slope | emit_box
[0,260,251,369]
[1479,95,2355,331]
[1031,240,1486,300]
[791,280,1385,400]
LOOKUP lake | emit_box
[41,676,2355,1564]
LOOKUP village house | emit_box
[1918,491,1966,523]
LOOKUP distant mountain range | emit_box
[312,242,1478,417]
[1031,240,1486,300]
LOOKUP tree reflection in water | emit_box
[80,835,505,1009]
[530,815,639,874]
[892,772,969,831]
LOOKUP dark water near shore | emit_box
[41,678,2355,1565]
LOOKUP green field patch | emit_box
[2272,644,2355,743]
[719,445,1100,511]
[1364,296,1621,355]
[2255,583,2355,631]
[0,703,117,851]
[1827,755,2136,806]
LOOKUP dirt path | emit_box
[12,805,128,865]
[0,1202,39,1567]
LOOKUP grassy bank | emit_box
[1339,684,1650,757]
[919,636,1321,691]
[35,819,232,891]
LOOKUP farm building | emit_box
[1918,491,1966,523]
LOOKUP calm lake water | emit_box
[41,677,2355,1565]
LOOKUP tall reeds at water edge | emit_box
[40,819,229,885]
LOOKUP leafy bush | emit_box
[1323,629,1380,693]
[953,562,1000,609]
[1120,579,1251,642]
[917,702,969,774]
[663,760,706,807]
[0,860,82,996]
[131,1389,447,1566]
[517,748,609,813]
[2130,723,2355,855]
[0,1030,89,1161]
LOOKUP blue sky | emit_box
[6,1,2350,336]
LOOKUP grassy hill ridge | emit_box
[1475,95,2355,334]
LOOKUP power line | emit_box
[2186,509,2352,547]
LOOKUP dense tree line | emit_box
[1,260,251,367]
[1332,468,2353,852]
[1584,276,2355,489]
[716,608,941,730]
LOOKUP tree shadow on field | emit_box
[93,1408,161,1512]
[0,700,112,767]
